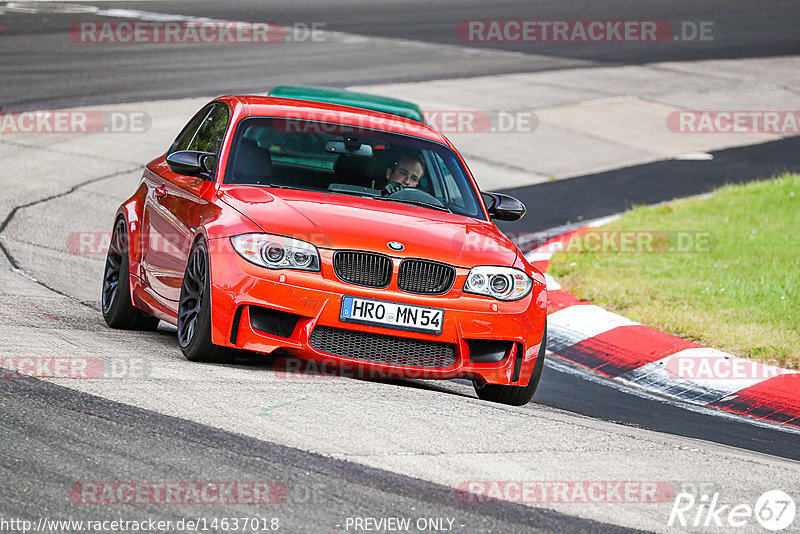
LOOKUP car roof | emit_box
[267,85,425,123]
[214,95,449,145]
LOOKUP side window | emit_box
[433,151,480,216]
[170,106,212,154]
[187,104,230,155]
[427,152,463,206]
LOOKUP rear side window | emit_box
[170,103,230,155]
[188,104,229,154]
[170,106,211,154]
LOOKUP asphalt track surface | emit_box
[2,1,800,532]
[1,375,634,534]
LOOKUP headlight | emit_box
[231,233,320,272]
[464,266,532,301]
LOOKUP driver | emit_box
[382,153,425,195]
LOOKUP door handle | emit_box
[155,185,168,198]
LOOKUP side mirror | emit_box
[483,192,526,221]
[166,150,216,178]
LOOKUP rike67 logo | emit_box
[669,490,796,531]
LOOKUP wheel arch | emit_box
[116,181,148,275]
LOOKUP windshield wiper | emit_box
[261,184,317,192]
[374,196,452,213]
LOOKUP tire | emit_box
[102,217,160,331]
[177,238,236,363]
[473,321,547,406]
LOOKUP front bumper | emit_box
[208,238,547,386]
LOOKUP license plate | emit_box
[340,296,444,335]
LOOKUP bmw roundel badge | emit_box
[387,241,404,251]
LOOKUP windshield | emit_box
[224,117,485,219]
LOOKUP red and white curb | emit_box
[527,220,800,429]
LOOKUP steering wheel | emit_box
[386,187,447,208]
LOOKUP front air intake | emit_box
[309,326,456,368]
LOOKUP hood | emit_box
[218,186,519,267]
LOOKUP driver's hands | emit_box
[382,182,404,196]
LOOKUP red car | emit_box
[102,87,547,406]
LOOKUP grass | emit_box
[549,173,800,369]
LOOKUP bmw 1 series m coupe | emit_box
[102,87,547,405]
